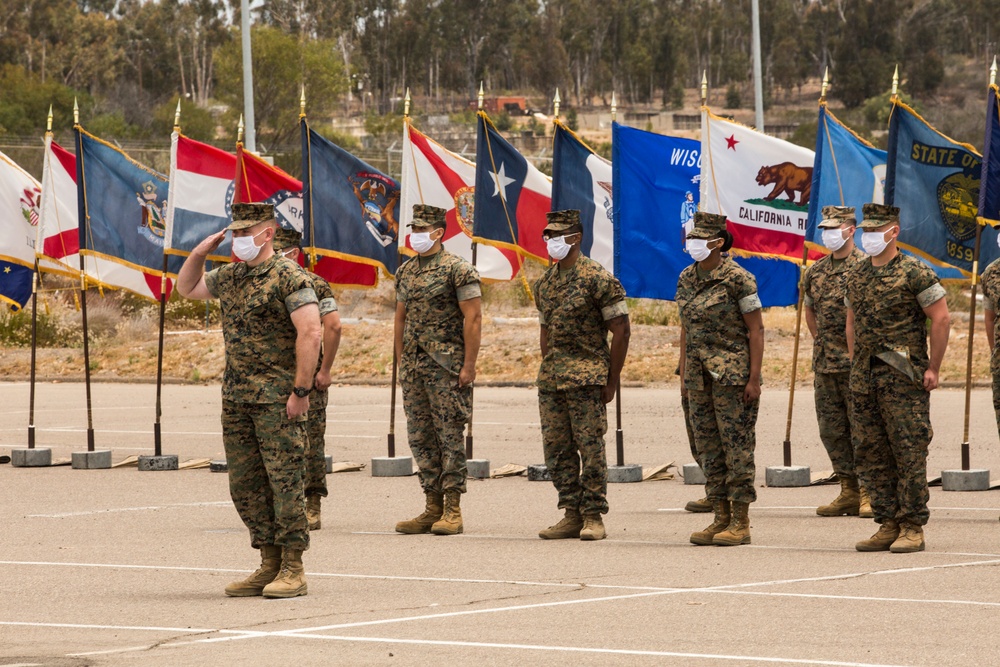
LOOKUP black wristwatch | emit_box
[292,386,312,398]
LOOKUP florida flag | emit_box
[552,121,613,272]
[701,109,821,263]
[39,137,81,279]
[400,121,520,281]
[0,150,40,309]
[234,145,377,287]
[474,112,551,264]
[165,133,235,266]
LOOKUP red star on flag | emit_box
[726,134,739,150]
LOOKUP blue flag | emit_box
[551,122,614,272]
[612,122,798,306]
[473,112,551,262]
[979,85,1000,234]
[886,100,1000,275]
[302,123,399,276]
[76,128,173,299]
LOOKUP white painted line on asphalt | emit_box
[259,634,914,667]
[713,589,1000,607]
[66,645,177,657]
[0,621,216,633]
[27,502,230,518]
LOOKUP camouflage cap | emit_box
[818,205,857,229]
[543,209,581,234]
[228,202,275,231]
[272,227,302,251]
[859,203,900,229]
[408,204,448,229]
[686,212,728,239]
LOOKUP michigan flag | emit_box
[551,121,613,272]
[886,99,999,275]
[0,150,40,310]
[613,122,798,305]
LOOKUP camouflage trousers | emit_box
[851,363,932,526]
[401,368,471,494]
[221,400,309,551]
[992,372,1000,436]
[686,373,759,504]
[538,385,609,516]
[814,371,856,481]
[681,392,699,465]
[305,389,329,498]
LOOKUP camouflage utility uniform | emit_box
[803,249,864,484]
[304,272,339,499]
[396,249,481,495]
[205,255,318,551]
[677,257,762,504]
[980,258,1000,431]
[845,253,945,527]
[534,255,628,516]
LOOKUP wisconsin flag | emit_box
[234,144,377,287]
[301,121,399,277]
[76,127,172,300]
[551,121,613,272]
[39,137,81,278]
[473,112,551,264]
[886,100,999,275]
[613,122,798,306]
[701,109,821,263]
[0,150,41,309]
[165,133,235,265]
[400,121,520,281]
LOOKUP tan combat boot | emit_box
[889,521,925,553]
[431,490,463,535]
[713,501,751,546]
[690,499,731,546]
[817,477,860,517]
[855,519,899,551]
[262,548,307,598]
[224,545,281,597]
[539,508,584,539]
[395,492,443,534]
[306,495,322,531]
[579,514,606,540]
[684,497,713,513]
[858,487,874,518]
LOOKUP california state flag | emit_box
[400,121,520,281]
[700,110,821,262]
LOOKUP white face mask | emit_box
[232,228,269,261]
[861,228,893,256]
[546,235,574,261]
[686,238,713,262]
[410,230,438,254]
[821,228,848,252]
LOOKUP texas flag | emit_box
[234,145,377,287]
[551,121,613,273]
[0,149,41,309]
[38,137,81,278]
[473,112,551,264]
[400,121,520,281]
[700,109,822,263]
[165,133,236,266]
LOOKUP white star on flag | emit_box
[490,162,516,198]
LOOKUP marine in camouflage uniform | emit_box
[803,206,866,517]
[981,258,1000,455]
[846,203,949,553]
[177,202,321,598]
[272,229,342,531]
[394,205,481,536]
[677,212,764,547]
[535,209,630,542]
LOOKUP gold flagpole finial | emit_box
[478,81,484,110]
[820,67,829,102]
[991,56,997,87]
[553,88,561,119]
[700,70,708,106]
[73,97,79,125]
[173,99,182,132]
[891,64,899,98]
[300,84,306,118]
[237,114,244,144]
[404,88,411,118]
[611,92,617,122]
[46,104,53,133]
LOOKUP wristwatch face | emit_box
[293,386,310,397]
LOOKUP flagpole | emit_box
[464,84,487,461]
[388,92,413,460]
[610,91,625,467]
[73,99,96,453]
